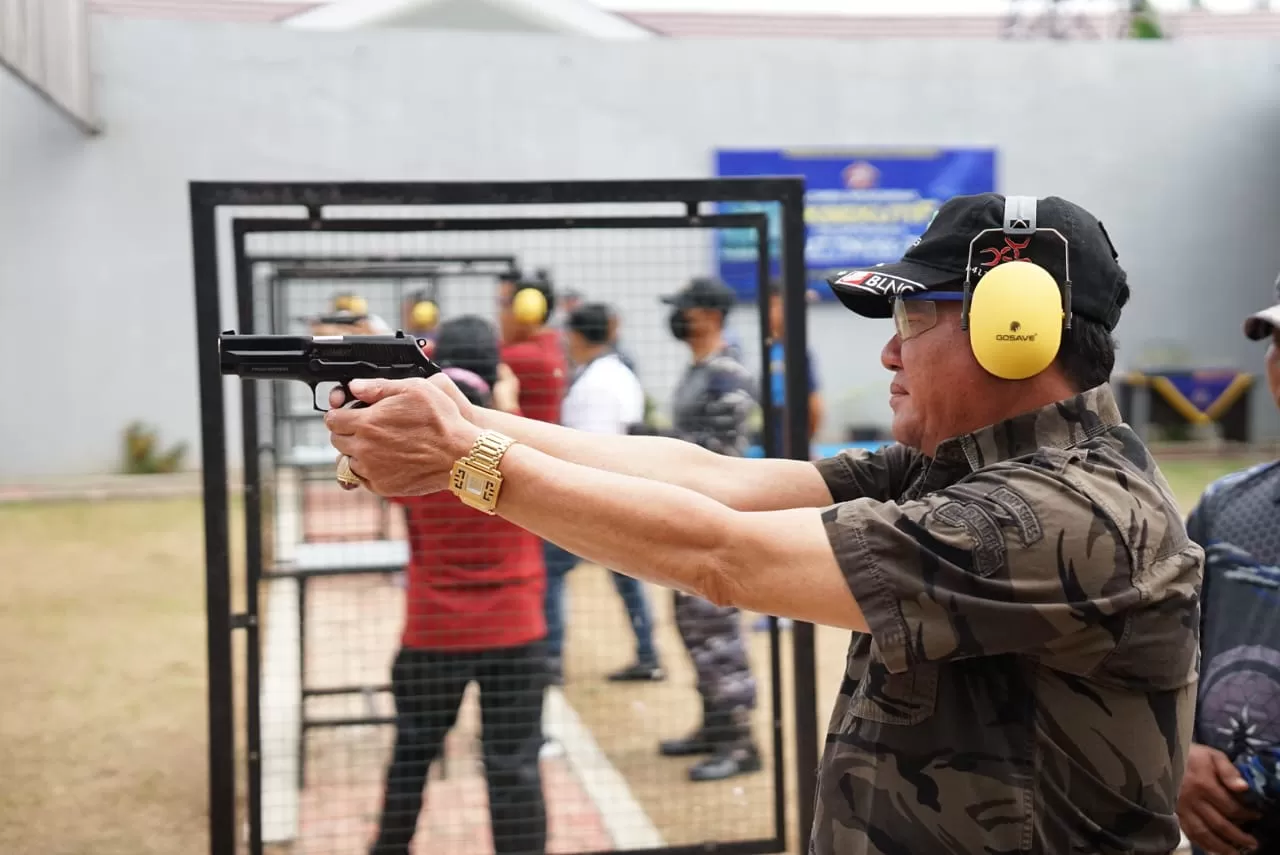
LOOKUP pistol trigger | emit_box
[339,382,370,410]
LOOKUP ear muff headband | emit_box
[959,196,1072,381]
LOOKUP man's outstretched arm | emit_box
[323,378,873,629]
[488,436,867,632]
[470,400,831,512]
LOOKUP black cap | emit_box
[826,193,1131,332]
[566,302,612,345]
[1244,272,1280,341]
[433,315,501,391]
[661,277,736,313]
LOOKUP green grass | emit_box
[1158,458,1259,513]
[0,455,1260,854]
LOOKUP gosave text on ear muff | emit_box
[959,195,1071,381]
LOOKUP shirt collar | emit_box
[569,349,612,382]
[692,343,731,367]
[932,384,1124,472]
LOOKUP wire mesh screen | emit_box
[239,217,785,855]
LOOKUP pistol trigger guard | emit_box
[310,382,329,414]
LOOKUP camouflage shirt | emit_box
[671,343,756,457]
[809,385,1203,855]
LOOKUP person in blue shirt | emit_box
[766,278,824,450]
[1177,274,1280,855]
[755,279,825,632]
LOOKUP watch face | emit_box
[453,465,497,504]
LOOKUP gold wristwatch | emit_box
[449,430,517,514]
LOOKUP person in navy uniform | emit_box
[658,277,763,782]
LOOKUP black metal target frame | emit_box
[191,179,815,855]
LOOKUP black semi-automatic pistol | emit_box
[219,329,440,412]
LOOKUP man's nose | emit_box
[881,333,903,372]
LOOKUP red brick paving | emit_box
[295,745,609,855]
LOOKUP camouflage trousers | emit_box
[673,591,757,715]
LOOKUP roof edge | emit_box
[283,0,658,38]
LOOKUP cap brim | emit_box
[826,261,964,318]
[1244,305,1280,340]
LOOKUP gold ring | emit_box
[336,454,365,488]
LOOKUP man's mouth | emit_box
[889,383,908,397]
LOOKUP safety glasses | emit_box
[892,292,965,341]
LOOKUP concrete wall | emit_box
[2,17,1278,479]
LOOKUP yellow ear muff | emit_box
[967,260,1064,380]
[338,295,368,316]
[410,300,439,330]
[512,287,547,325]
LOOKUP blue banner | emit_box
[714,148,997,301]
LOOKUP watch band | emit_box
[466,431,516,473]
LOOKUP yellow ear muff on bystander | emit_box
[512,288,548,325]
[410,300,439,330]
[333,294,369,316]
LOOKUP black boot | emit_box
[659,702,718,757]
[688,742,763,782]
[687,711,763,782]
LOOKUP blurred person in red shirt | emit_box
[496,271,576,684]
[369,315,547,855]
[497,270,568,424]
